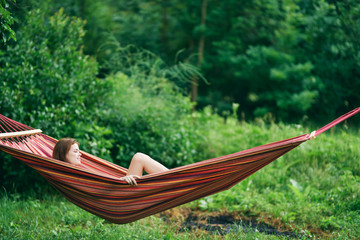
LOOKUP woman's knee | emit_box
[133,152,148,162]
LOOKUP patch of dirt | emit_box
[159,208,301,238]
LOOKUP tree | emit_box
[0,0,16,45]
[6,0,359,122]
[0,8,104,137]
[299,0,360,122]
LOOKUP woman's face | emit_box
[66,143,82,165]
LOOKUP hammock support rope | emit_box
[0,108,359,224]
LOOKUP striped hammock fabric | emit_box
[0,108,359,224]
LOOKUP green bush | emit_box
[100,71,207,168]
[0,9,209,193]
[90,43,209,168]
[0,8,105,136]
[0,8,108,193]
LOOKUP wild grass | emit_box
[0,194,295,240]
[188,108,360,239]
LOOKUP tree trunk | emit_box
[191,0,208,103]
[161,2,168,54]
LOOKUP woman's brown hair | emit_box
[52,138,79,162]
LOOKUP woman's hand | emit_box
[120,175,140,186]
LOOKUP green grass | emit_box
[188,112,360,239]
[1,115,359,239]
[0,194,295,240]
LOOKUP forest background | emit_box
[0,0,360,239]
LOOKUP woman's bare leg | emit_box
[127,152,168,176]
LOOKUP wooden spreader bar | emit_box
[0,129,42,139]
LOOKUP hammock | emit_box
[0,108,359,224]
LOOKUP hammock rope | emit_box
[0,108,359,224]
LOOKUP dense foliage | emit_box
[17,0,357,122]
[0,8,207,193]
[0,0,16,44]
[3,0,360,122]
[0,9,102,136]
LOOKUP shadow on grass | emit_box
[160,208,302,238]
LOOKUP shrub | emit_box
[0,8,107,193]
[101,71,207,168]
[0,9,208,193]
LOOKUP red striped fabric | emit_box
[0,108,359,223]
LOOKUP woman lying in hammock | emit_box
[52,138,168,186]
